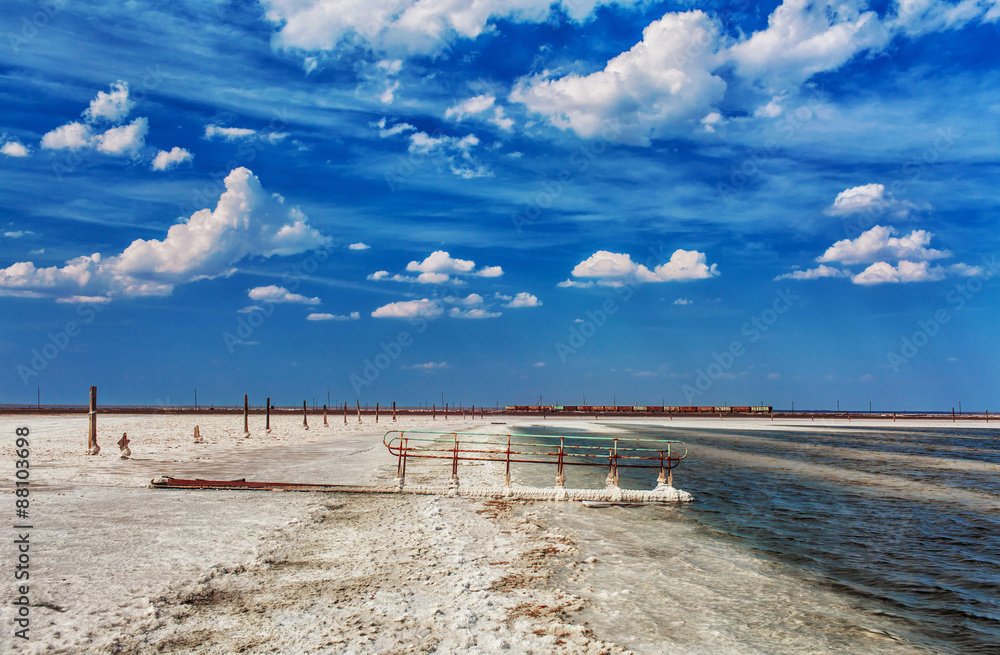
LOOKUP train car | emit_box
[730,406,752,413]
[562,406,579,411]
[633,406,646,412]
[751,406,772,413]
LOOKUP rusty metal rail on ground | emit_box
[383,430,687,489]
[148,431,693,503]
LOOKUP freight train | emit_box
[503,405,772,414]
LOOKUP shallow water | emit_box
[514,424,1000,654]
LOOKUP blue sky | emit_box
[1,0,998,410]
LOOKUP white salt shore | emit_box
[0,414,986,653]
[0,413,637,654]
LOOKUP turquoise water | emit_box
[514,424,1000,654]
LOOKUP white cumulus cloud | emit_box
[368,250,503,284]
[371,298,444,319]
[151,147,193,171]
[818,225,950,264]
[825,183,928,218]
[83,81,134,123]
[851,260,946,285]
[0,168,328,301]
[568,249,719,286]
[775,224,982,285]
[511,10,727,145]
[444,293,484,306]
[1,139,29,157]
[728,0,891,93]
[307,311,360,320]
[444,94,514,131]
[348,242,371,250]
[248,285,321,304]
[773,265,849,281]
[261,0,642,56]
[94,117,148,155]
[40,82,150,158]
[411,251,475,274]
[41,122,93,150]
[409,361,449,370]
[504,292,541,308]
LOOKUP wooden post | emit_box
[356,400,362,423]
[323,404,328,426]
[344,401,347,424]
[376,402,379,423]
[303,400,309,429]
[952,407,956,422]
[445,402,448,419]
[243,394,249,436]
[87,385,99,455]
[433,403,436,420]
[265,397,271,433]
[393,401,397,421]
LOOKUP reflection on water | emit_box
[514,424,1000,654]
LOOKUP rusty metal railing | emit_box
[383,430,687,489]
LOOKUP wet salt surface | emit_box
[515,424,1000,654]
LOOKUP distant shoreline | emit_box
[1,406,993,422]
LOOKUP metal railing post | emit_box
[505,433,511,487]
[401,437,409,484]
[556,436,566,487]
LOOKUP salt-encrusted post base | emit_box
[152,478,695,503]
